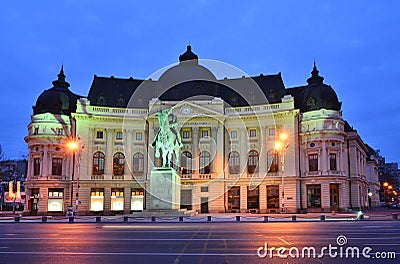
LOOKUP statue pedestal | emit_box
[149,168,181,210]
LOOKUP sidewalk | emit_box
[1,208,398,223]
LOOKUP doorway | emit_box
[330,184,339,211]
[201,197,209,213]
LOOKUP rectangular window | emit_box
[267,185,279,208]
[56,128,63,136]
[96,131,104,139]
[249,129,257,137]
[307,184,321,208]
[180,189,192,210]
[33,158,40,176]
[230,130,237,139]
[90,188,104,211]
[228,186,240,211]
[111,188,124,211]
[201,130,209,138]
[182,130,190,139]
[308,154,318,171]
[33,127,39,135]
[51,158,62,176]
[268,128,275,136]
[247,186,259,209]
[329,153,337,171]
[135,132,142,141]
[131,188,144,211]
[201,186,209,192]
[47,188,64,212]
[116,131,123,140]
[268,152,279,173]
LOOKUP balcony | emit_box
[91,175,104,180]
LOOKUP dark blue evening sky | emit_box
[0,1,399,163]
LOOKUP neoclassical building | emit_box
[24,46,374,215]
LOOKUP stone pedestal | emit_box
[149,168,181,210]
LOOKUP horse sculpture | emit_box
[151,108,183,168]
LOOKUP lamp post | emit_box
[66,139,79,213]
[368,189,372,209]
[275,132,289,213]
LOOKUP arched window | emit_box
[133,152,144,175]
[113,152,125,176]
[247,150,259,173]
[228,151,240,174]
[93,152,105,175]
[267,150,279,173]
[199,151,210,174]
[181,151,192,174]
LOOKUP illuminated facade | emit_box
[24,46,374,215]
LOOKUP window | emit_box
[267,185,279,208]
[230,130,237,139]
[33,158,40,176]
[182,130,190,139]
[201,186,209,192]
[180,151,192,174]
[113,152,125,175]
[228,186,240,211]
[51,158,62,176]
[267,151,279,173]
[48,188,64,212]
[228,151,240,174]
[96,131,104,139]
[90,188,104,211]
[131,188,144,211]
[247,186,259,209]
[116,131,123,140]
[93,152,105,175]
[308,154,318,171]
[133,152,144,175]
[247,150,259,173]
[201,130,209,138]
[329,153,337,171]
[56,128,63,136]
[33,127,39,135]
[135,132,142,141]
[249,129,257,137]
[111,188,124,211]
[199,151,210,174]
[307,184,321,208]
[269,128,275,136]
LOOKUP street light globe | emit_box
[279,133,288,141]
[383,182,389,187]
[368,192,372,197]
[388,185,393,190]
[67,140,79,151]
[275,142,283,151]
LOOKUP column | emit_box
[43,145,49,177]
[125,129,133,179]
[104,187,111,214]
[124,186,131,214]
[216,123,224,176]
[259,126,267,175]
[240,185,247,213]
[240,128,247,176]
[321,140,327,173]
[105,129,114,176]
[87,128,94,178]
[192,127,199,174]
[211,126,217,173]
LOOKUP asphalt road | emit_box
[0,221,399,264]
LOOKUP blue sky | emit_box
[0,1,399,163]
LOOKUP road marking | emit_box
[277,237,291,245]
[173,230,199,264]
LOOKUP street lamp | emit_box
[368,190,372,209]
[275,132,289,213]
[66,138,79,213]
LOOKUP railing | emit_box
[112,175,124,180]
[91,175,104,180]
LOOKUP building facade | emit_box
[24,46,371,215]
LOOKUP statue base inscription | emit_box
[149,168,181,210]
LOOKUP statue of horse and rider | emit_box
[151,108,183,168]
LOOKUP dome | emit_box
[302,62,341,112]
[156,45,217,94]
[33,66,82,116]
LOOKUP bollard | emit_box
[42,216,47,223]
[69,216,74,223]
[14,216,20,223]
[151,216,156,222]
[123,216,128,223]
[292,215,297,221]
[236,216,240,222]
[96,216,101,223]
[263,216,269,222]
[392,213,398,220]
[207,216,212,222]
[320,215,326,221]
[179,216,183,222]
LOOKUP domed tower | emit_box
[24,66,82,215]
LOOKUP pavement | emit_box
[0,208,398,223]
